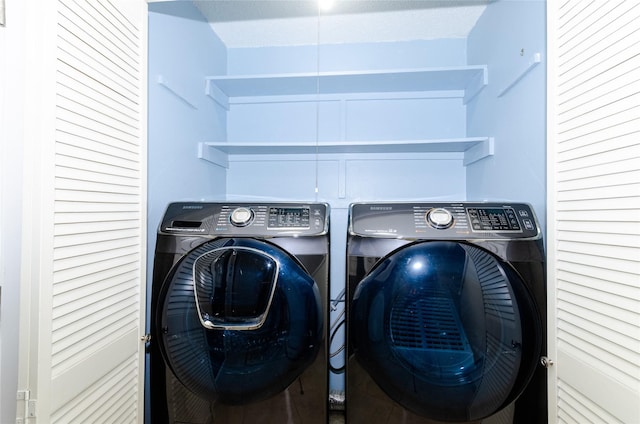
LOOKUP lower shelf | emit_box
[199,137,494,167]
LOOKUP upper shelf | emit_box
[205,65,488,108]
[201,138,486,154]
[199,137,494,168]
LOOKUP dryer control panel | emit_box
[349,202,540,240]
[160,202,329,237]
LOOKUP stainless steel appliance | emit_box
[346,202,546,423]
[150,202,330,424]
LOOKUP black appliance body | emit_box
[346,202,546,424]
[150,202,330,424]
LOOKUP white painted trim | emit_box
[546,2,559,421]
[18,1,58,422]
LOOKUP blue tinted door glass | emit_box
[193,246,279,330]
[158,238,323,404]
[351,241,541,421]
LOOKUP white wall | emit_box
[224,39,471,206]
[466,0,547,234]
[147,1,228,286]
[147,1,228,230]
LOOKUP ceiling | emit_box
[192,1,490,48]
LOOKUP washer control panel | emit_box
[161,202,329,236]
[350,202,540,239]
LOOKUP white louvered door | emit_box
[17,0,147,422]
[547,1,640,423]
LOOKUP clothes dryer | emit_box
[346,202,546,424]
[150,202,330,424]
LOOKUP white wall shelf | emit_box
[205,65,488,109]
[199,137,493,168]
[201,65,493,166]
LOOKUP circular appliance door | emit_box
[157,237,323,405]
[351,241,542,422]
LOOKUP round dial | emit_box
[426,208,454,229]
[230,207,254,227]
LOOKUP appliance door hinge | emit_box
[540,356,554,368]
[16,390,37,423]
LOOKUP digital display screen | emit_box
[467,207,521,232]
[268,207,310,228]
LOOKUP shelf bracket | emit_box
[463,137,494,166]
[157,75,197,109]
[498,53,541,97]
[463,65,488,104]
[205,78,230,110]
[198,143,229,168]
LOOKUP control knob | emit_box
[427,208,454,229]
[230,207,254,227]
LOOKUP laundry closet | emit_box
[147,0,545,402]
[6,1,639,423]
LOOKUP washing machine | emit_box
[149,202,330,424]
[346,202,546,424]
